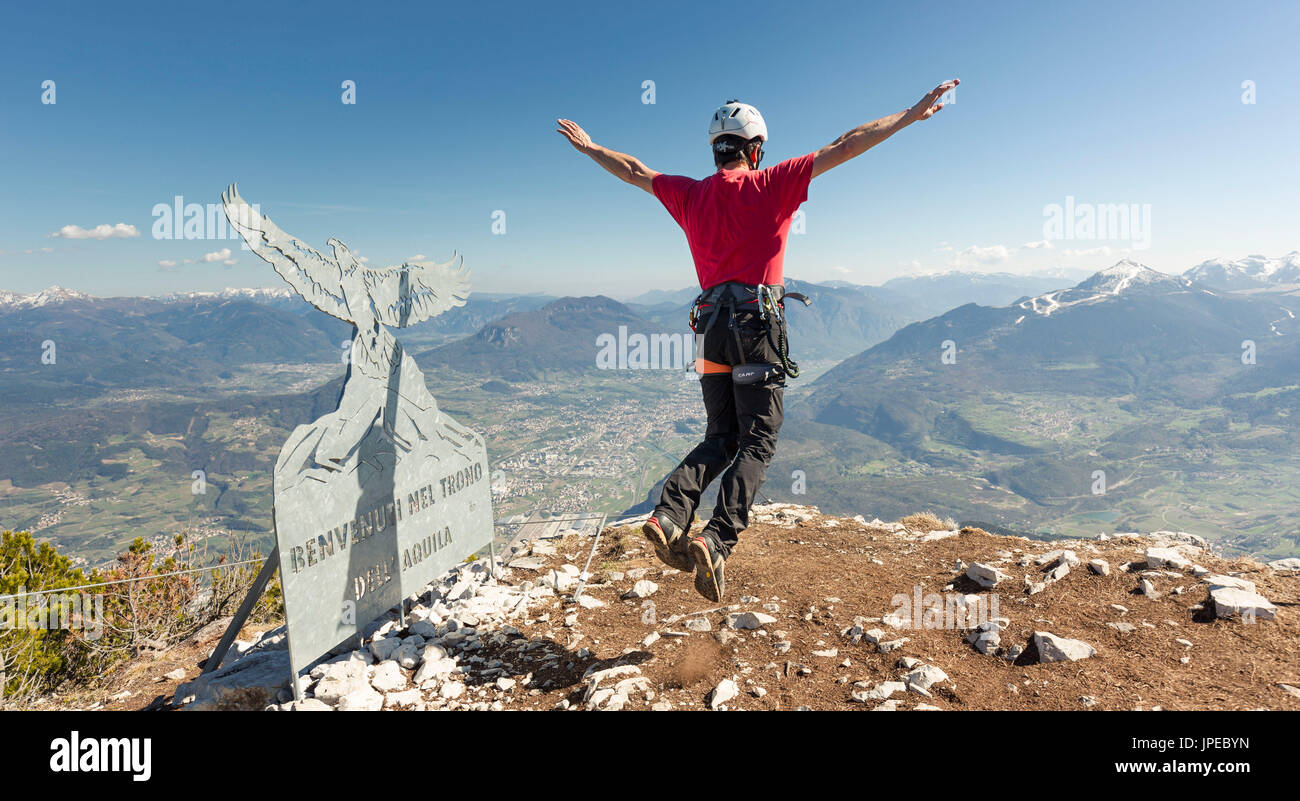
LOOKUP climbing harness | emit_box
[689,282,810,381]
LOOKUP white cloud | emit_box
[202,248,232,263]
[1060,245,1123,258]
[1020,240,1053,250]
[50,223,140,240]
[158,259,178,268]
[409,254,426,261]
[223,258,237,266]
[830,265,852,274]
[949,244,1013,268]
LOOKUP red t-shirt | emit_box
[652,152,814,290]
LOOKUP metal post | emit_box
[203,545,279,675]
[572,513,608,604]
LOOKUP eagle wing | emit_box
[221,183,348,319]
[363,253,470,328]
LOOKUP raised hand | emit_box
[556,118,594,153]
[908,79,960,122]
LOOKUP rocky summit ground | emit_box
[73,503,1300,712]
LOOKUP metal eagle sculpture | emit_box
[221,184,476,484]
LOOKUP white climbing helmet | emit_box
[708,100,768,145]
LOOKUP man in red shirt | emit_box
[557,79,958,601]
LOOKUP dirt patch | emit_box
[667,638,725,689]
[484,508,1300,711]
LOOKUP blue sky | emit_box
[1,0,1296,299]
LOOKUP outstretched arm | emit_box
[811,79,959,179]
[556,119,658,194]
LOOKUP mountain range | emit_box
[1182,251,1300,290]
[769,258,1300,555]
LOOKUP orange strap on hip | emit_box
[695,358,732,375]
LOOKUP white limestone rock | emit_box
[967,625,1002,655]
[414,655,458,685]
[337,685,383,711]
[391,638,424,668]
[882,609,911,628]
[176,649,292,710]
[710,678,739,710]
[1210,587,1276,622]
[383,689,424,710]
[1044,562,1070,583]
[966,562,1009,589]
[726,611,777,630]
[850,681,905,702]
[408,620,440,639]
[369,636,402,662]
[1033,631,1096,663]
[290,698,334,711]
[1145,547,1191,571]
[1035,549,1080,567]
[370,661,407,693]
[622,580,659,600]
[1204,575,1256,593]
[904,664,949,691]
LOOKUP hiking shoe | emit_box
[688,535,726,603]
[642,514,692,571]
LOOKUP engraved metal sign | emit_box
[222,185,494,680]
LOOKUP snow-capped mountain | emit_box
[1017,259,1190,317]
[0,286,95,309]
[152,286,295,302]
[0,285,300,310]
[1183,252,1300,290]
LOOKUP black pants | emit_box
[655,303,786,559]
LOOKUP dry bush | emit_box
[898,511,957,533]
[209,685,272,711]
[604,528,632,559]
[3,527,283,705]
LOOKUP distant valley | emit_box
[2,256,1297,566]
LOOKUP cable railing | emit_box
[2,509,619,603]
